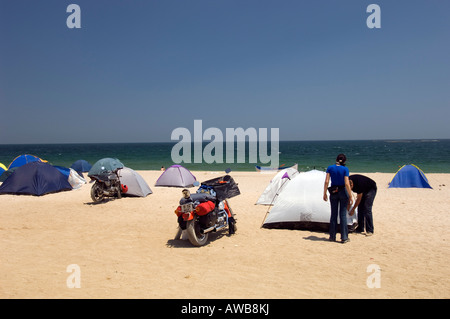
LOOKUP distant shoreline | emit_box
[1,138,449,146]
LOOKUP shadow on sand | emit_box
[166,229,231,248]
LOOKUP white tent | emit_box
[118,167,152,197]
[155,165,197,187]
[262,170,357,231]
[68,168,86,189]
[255,166,299,205]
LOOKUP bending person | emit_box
[349,174,377,236]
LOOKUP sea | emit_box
[1,139,450,173]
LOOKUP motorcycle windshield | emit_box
[88,158,124,176]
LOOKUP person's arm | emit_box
[344,176,353,207]
[323,173,330,201]
[349,193,362,216]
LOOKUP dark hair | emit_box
[336,154,347,166]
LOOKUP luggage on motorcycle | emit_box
[193,192,216,203]
[179,192,215,205]
[197,184,216,196]
[200,175,240,201]
[195,201,215,216]
[199,209,218,228]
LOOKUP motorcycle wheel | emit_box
[90,182,104,203]
[186,219,208,247]
[229,217,237,235]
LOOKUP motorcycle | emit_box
[174,175,240,246]
[89,169,124,203]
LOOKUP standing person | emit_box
[323,154,353,243]
[348,174,377,236]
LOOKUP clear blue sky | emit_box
[1,0,449,143]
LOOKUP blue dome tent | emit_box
[0,162,72,196]
[0,163,7,175]
[388,164,432,189]
[8,154,45,170]
[71,160,92,175]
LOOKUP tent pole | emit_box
[260,178,289,228]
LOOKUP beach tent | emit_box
[54,165,71,178]
[388,164,432,189]
[67,168,86,189]
[8,154,45,169]
[0,163,12,182]
[0,167,17,182]
[88,158,124,176]
[70,160,92,175]
[255,163,297,173]
[256,166,299,205]
[0,163,7,176]
[53,166,86,189]
[155,164,197,187]
[0,161,72,196]
[117,167,152,197]
[262,170,357,231]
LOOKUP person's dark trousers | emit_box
[356,188,377,234]
[329,188,349,241]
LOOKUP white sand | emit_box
[1,171,449,299]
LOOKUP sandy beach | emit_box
[1,170,449,299]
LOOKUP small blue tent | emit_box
[0,163,7,175]
[389,164,432,189]
[0,162,72,196]
[0,167,17,182]
[8,154,44,170]
[70,160,92,175]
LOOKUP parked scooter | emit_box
[174,175,240,246]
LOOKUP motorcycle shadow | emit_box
[166,228,231,248]
[84,198,118,205]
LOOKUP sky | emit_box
[1,0,449,144]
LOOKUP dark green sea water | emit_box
[1,140,449,173]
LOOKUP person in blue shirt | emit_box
[323,154,353,243]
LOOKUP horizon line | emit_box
[0,138,448,146]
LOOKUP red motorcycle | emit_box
[174,175,240,246]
